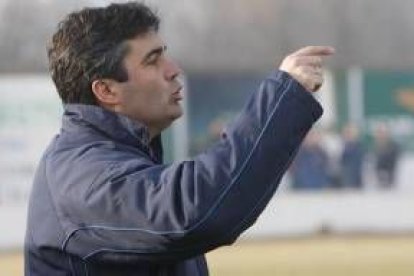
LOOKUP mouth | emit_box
[172,86,183,101]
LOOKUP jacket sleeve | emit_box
[57,70,323,263]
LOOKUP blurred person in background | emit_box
[24,2,334,275]
[318,127,343,189]
[372,124,400,189]
[190,114,228,155]
[290,130,331,190]
[339,123,365,189]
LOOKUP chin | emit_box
[171,111,183,121]
[171,106,183,119]
[163,109,183,125]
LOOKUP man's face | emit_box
[114,32,183,133]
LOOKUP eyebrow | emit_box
[141,45,167,64]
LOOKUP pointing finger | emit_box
[295,56,323,67]
[293,46,335,57]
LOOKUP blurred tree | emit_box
[1,0,414,73]
[0,0,91,73]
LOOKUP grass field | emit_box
[2,235,414,275]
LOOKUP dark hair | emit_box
[48,2,159,105]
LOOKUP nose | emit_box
[165,57,182,81]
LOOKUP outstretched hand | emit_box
[279,46,335,92]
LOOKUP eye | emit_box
[146,55,159,65]
[142,46,167,66]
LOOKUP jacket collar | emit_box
[62,104,163,162]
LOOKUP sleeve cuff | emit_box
[266,69,324,122]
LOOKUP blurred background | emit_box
[1,0,414,275]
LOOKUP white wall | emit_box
[2,191,414,250]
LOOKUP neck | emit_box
[147,120,173,141]
[98,103,170,142]
[148,126,161,141]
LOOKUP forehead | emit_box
[125,31,164,59]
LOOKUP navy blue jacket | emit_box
[25,70,322,275]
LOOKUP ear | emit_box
[91,79,120,105]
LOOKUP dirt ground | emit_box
[2,235,414,276]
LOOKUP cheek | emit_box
[137,87,169,114]
[136,71,167,93]
[144,81,170,104]
[125,72,170,109]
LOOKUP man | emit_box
[25,2,334,275]
[373,124,400,189]
[290,130,330,190]
[340,123,365,189]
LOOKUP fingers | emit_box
[298,66,324,90]
[292,46,335,57]
[294,56,323,68]
[278,45,334,92]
